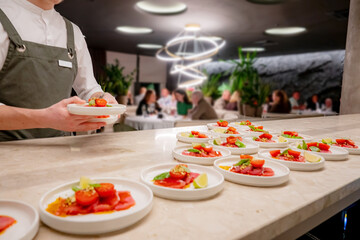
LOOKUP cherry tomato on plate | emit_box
[169,164,188,179]
[95,98,107,107]
[250,159,265,168]
[75,190,99,206]
[270,150,281,157]
[288,149,301,158]
[259,133,272,139]
[95,183,116,198]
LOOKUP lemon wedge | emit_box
[79,176,94,189]
[213,128,226,133]
[322,138,333,144]
[304,152,321,163]
[193,173,208,189]
[278,136,287,143]
[181,132,190,137]
[213,138,222,145]
[219,166,231,170]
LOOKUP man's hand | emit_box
[41,97,106,132]
[91,92,118,104]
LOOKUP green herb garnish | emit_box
[234,159,251,166]
[189,134,194,138]
[72,186,81,192]
[235,140,246,148]
[187,149,201,153]
[201,143,206,148]
[89,183,101,188]
[281,134,303,139]
[153,172,170,180]
[309,146,320,152]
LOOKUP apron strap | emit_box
[63,17,75,59]
[0,8,25,48]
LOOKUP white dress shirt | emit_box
[0,0,103,105]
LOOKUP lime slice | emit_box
[213,128,226,133]
[181,132,189,137]
[213,138,222,145]
[322,138,333,144]
[278,136,287,143]
[80,176,94,189]
[304,152,321,163]
[193,173,208,189]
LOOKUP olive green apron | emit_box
[0,9,78,141]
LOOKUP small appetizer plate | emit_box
[88,115,118,125]
[39,178,153,235]
[341,147,360,155]
[67,104,126,116]
[290,145,349,161]
[207,123,229,130]
[228,122,253,130]
[279,134,313,143]
[176,132,211,143]
[258,149,325,171]
[240,130,277,138]
[246,137,289,148]
[0,200,39,240]
[214,157,290,187]
[210,129,244,138]
[140,163,224,201]
[208,139,259,155]
[172,146,231,165]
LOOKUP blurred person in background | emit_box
[307,94,320,111]
[135,87,147,105]
[322,98,333,112]
[157,88,172,109]
[136,90,161,116]
[268,90,291,113]
[289,91,305,110]
[214,90,231,109]
[174,89,192,117]
[225,91,240,111]
[126,90,133,105]
[189,91,218,120]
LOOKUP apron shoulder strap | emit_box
[0,8,24,48]
[63,17,75,59]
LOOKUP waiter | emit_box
[0,0,117,141]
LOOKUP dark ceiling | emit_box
[56,0,349,59]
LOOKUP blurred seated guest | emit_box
[289,91,305,110]
[225,91,240,111]
[174,89,192,116]
[268,90,291,113]
[135,87,147,105]
[157,88,172,109]
[307,94,320,111]
[189,91,218,120]
[214,90,231,109]
[322,98,333,112]
[126,90,134,105]
[136,90,161,116]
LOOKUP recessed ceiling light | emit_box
[247,0,284,4]
[116,26,153,34]
[137,43,163,49]
[265,27,306,35]
[242,47,265,52]
[136,1,187,14]
[185,24,201,31]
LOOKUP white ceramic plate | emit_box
[88,115,118,125]
[207,123,228,130]
[339,146,360,155]
[172,146,231,165]
[140,163,224,200]
[258,149,325,171]
[229,122,253,130]
[279,133,313,143]
[208,139,259,155]
[290,144,349,161]
[0,200,39,240]
[210,129,244,138]
[67,104,126,116]
[176,132,212,143]
[246,137,289,148]
[39,178,153,235]
[240,128,276,137]
[214,156,290,187]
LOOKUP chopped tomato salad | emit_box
[270,149,305,162]
[87,97,111,107]
[0,215,16,234]
[182,144,222,158]
[248,125,268,133]
[333,139,358,149]
[281,131,303,139]
[254,133,275,142]
[239,120,252,126]
[153,164,200,189]
[219,136,246,148]
[220,155,274,176]
[216,120,228,127]
[224,127,239,134]
[46,179,135,217]
[297,140,331,153]
[189,131,208,138]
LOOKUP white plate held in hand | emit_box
[141,163,224,201]
[67,104,126,116]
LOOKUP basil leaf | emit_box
[281,134,302,139]
[89,183,101,188]
[248,125,255,130]
[88,99,95,106]
[106,104,112,107]
[297,145,302,149]
[72,186,81,192]
[187,149,201,153]
[153,172,170,180]
[189,134,194,138]
[309,146,320,152]
[302,140,307,150]
[234,159,250,166]
[201,143,206,148]
[219,120,224,123]
[281,149,289,155]
[235,140,246,148]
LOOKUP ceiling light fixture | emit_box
[242,47,265,52]
[136,1,187,14]
[116,26,153,34]
[265,27,306,35]
[137,43,163,49]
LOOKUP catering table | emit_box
[1,114,360,239]
[124,115,186,130]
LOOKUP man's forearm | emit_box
[0,105,46,130]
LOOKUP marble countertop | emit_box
[1,114,360,240]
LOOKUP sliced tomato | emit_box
[221,121,228,127]
[227,127,237,132]
[75,189,99,206]
[217,121,222,126]
[256,126,263,130]
[259,133,272,139]
[169,164,188,179]
[191,131,199,135]
[226,136,237,144]
[307,142,318,147]
[0,215,16,232]
[193,144,203,150]
[270,150,281,157]
[95,98,107,107]
[318,143,330,151]
[95,183,116,198]
[203,147,213,153]
[197,133,208,138]
[262,167,274,176]
[346,139,355,146]
[154,178,186,189]
[284,131,298,136]
[288,149,301,158]
[250,159,265,168]
[335,139,346,144]
[240,154,254,160]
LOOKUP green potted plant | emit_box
[101,59,135,105]
[200,72,222,104]
[229,48,270,117]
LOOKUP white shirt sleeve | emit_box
[72,24,103,101]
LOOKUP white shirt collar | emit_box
[13,0,55,15]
